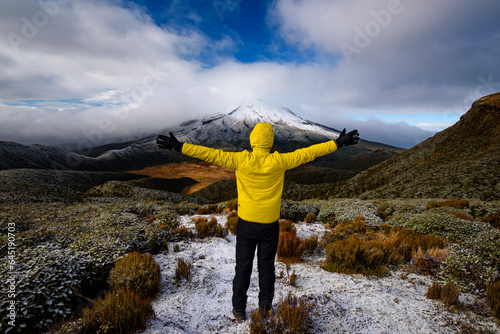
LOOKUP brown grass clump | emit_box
[277,231,306,263]
[279,219,297,234]
[426,282,460,306]
[377,208,388,221]
[450,211,474,221]
[441,282,460,306]
[172,225,195,239]
[226,198,238,211]
[426,282,442,300]
[487,281,500,318]
[321,219,447,277]
[225,210,239,235]
[175,258,191,282]
[303,235,319,253]
[81,287,153,334]
[194,216,227,238]
[384,226,445,262]
[276,292,311,332]
[482,211,500,229]
[197,204,220,215]
[323,237,389,277]
[304,212,316,224]
[108,252,161,299]
[412,248,442,276]
[426,199,469,210]
[249,292,311,334]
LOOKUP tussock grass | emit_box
[277,231,306,264]
[426,282,459,306]
[175,258,191,282]
[225,210,239,235]
[108,252,161,299]
[249,292,311,334]
[321,218,447,277]
[80,287,153,334]
[487,281,500,318]
[193,215,227,238]
[426,199,469,210]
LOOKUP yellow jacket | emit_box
[182,122,338,223]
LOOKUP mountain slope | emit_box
[0,98,400,172]
[140,98,402,166]
[326,92,500,200]
[0,141,178,171]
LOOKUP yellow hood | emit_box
[249,122,274,151]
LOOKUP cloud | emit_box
[0,0,499,148]
[270,0,500,109]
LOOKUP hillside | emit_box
[0,142,179,171]
[316,93,500,200]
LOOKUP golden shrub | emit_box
[277,231,305,263]
[441,282,459,306]
[279,219,296,234]
[225,211,239,235]
[450,211,474,221]
[426,199,469,210]
[226,198,238,211]
[304,212,316,224]
[426,282,459,306]
[487,281,500,318]
[303,235,319,252]
[482,211,500,229]
[81,287,153,334]
[426,282,442,300]
[108,251,161,299]
[249,292,311,334]
[194,216,227,238]
[175,258,191,282]
[172,225,195,239]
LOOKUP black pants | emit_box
[232,218,279,312]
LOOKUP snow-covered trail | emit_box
[140,215,499,334]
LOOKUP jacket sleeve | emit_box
[181,143,239,169]
[280,140,338,170]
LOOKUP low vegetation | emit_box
[108,252,161,299]
[193,215,228,238]
[249,291,311,334]
[52,251,161,334]
[426,282,460,306]
[1,191,499,333]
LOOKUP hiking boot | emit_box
[233,308,246,323]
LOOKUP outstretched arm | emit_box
[156,133,238,169]
[281,128,359,170]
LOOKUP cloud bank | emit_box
[0,0,499,149]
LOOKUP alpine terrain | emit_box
[304,92,500,200]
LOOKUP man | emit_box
[157,122,359,322]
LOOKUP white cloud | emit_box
[0,0,498,148]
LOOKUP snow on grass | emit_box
[140,216,500,334]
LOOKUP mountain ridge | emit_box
[0,98,400,171]
[303,92,500,200]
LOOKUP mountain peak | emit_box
[228,97,302,125]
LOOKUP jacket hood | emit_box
[249,122,274,151]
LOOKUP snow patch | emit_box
[140,215,499,334]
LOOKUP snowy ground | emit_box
[140,215,500,334]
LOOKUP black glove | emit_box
[335,128,359,148]
[157,132,183,152]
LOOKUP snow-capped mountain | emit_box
[0,98,397,171]
[148,98,343,151]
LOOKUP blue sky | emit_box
[1,0,500,149]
